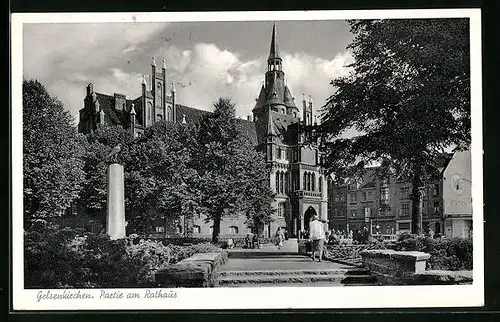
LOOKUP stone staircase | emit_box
[215,266,377,287]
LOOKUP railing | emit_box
[291,190,322,198]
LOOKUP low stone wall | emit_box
[360,249,472,285]
[155,251,228,287]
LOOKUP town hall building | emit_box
[77,23,329,239]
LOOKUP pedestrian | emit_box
[244,234,252,249]
[275,227,285,250]
[252,233,259,249]
[309,214,326,262]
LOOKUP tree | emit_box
[23,79,85,226]
[125,121,201,235]
[316,19,470,235]
[193,98,275,242]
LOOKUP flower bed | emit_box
[323,243,388,266]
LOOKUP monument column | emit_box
[107,163,126,240]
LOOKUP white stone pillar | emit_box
[107,163,126,240]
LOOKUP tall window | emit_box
[276,171,280,193]
[433,201,440,213]
[285,172,289,193]
[367,191,373,200]
[193,225,201,234]
[400,187,410,199]
[361,192,367,201]
[303,173,307,191]
[350,192,358,203]
[276,147,281,159]
[148,102,153,121]
[229,226,239,234]
[277,203,285,217]
[319,177,322,193]
[432,184,439,196]
[350,209,357,217]
[312,173,316,191]
[380,187,389,201]
[401,203,410,217]
[280,172,285,194]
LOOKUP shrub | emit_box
[389,236,473,271]
[24,224,149,288]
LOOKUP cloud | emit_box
[23,23,353,124]
[23,23,169,119]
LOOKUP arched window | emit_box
[284,172,289,193]
[157,114,163,120]
[319,177,322,193]
[193,225,201,234]
[148,102,153,121]
[312,173,316,191]
[303,172,307,191]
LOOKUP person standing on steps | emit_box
[309,214,326,262]
[275,227,285,250]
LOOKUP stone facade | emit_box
[78,23,327,238]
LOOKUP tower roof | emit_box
[268,22,281,61]
[266,112,277,137]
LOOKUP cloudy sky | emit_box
[23,20,354,123]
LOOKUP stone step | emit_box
[218,267,370,277]
[216,273,376,286]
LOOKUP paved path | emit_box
[222,239,351,272]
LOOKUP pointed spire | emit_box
[268,22,281,60]
[302,93,306,102]
[308,95,313,104]
[142,74,147,86]
[267,113,277,137]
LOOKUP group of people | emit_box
[244,234,261,249]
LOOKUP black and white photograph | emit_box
[11,9,483,310]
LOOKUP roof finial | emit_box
[151,56,156,66]
[308,95,313,104]
[162,58,166,69]
[182,114,187,124]
[130,103,136,115]
[268,22,281,60]
[302,93,306,102]
[171,82,176,93]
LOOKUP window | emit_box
[280,172,285,194]
[380,188,389,201]
[350,209,357,217]
[312,173,316,191]
[303,173,307,191]
[401,203,410,217]
[157,114,163,120]
[229,226,239,234]
[193,225,201,234]
[350,192,358,203]
[246,226,254,234]
[367,191,373,200]
[209,226,214,234]
[155,226,165,233]
[277,203,285,217]
[400,187,410,199]
[175,225,182,234]
[276,171,280,193]
[364,207,372,221]
[276,147,281,159]
[148,102,153,121]
[432,184,439,196]
[319,177,323,193]
[433,201,440,213]
[361,192,367,201]
[398,223,411,231]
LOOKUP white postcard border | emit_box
[11,9,484,310]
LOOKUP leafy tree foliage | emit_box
[193,98,275,242]
[125,121,201,235]
[316,19,470,234]
[23,80,85,226]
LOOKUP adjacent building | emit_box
[326,150,472,239]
